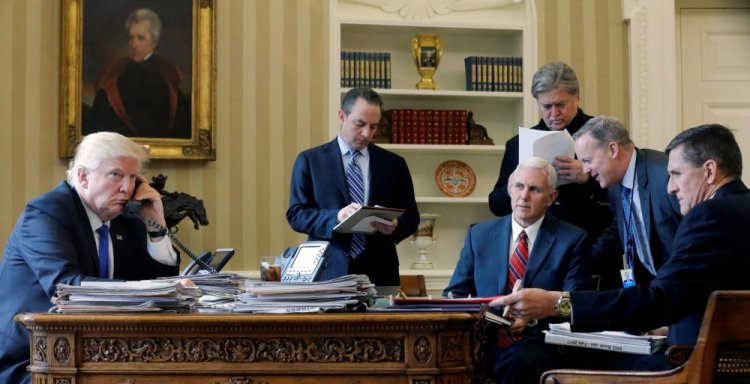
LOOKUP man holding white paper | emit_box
[489,62,611,245]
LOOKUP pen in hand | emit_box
[502,279,523,318]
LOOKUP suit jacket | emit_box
[286,139,420,286]
[444,214,593,312]
[488,109,612,241]
[571,180,750,346]
[0,182,179,384]
[592,149,682,289]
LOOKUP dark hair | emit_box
[341,88,383,115]
[572,115,633,148]
[665,124,742,178]
[531,62,579,99]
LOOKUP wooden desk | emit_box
[17,311,483,384]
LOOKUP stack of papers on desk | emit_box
[51,280,202,313]
[158,273,249,310]
[544,322,666,355]
[229,274,376,314]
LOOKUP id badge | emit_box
[620,268,636,288]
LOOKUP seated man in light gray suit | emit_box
[444,157,592,384]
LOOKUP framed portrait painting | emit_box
[59,0,216,160]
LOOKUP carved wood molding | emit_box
[343,0,523,21]
[83,336,405,364]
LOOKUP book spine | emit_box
[417,110,426,144]
[464,56,473,91]
[385,53,391,89]
[425,109,434,144]
[390,109,400,144]
[544,333,654,355]
[458,110,468,145]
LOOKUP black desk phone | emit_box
[280,241,329,282]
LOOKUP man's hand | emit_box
[337,203,363,223]
[552,155,588,185]
[490,288,561,321]
[131,175,168,234]
[371,218,398,235]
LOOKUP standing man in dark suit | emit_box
[573,116,682,290]
[493,124,750,371]
[445,157,592,384]
[488,62,611,244]
[287,88,419,286]
[0,132,180,384]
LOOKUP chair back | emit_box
[687,290,750,384]
[399,274,427,297]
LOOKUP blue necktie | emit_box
[96,225,110,278]
[346,150,365,258]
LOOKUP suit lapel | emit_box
[493,216,513,293]
[523,216,556,285]
[326,139,350,201]
[635,149,653,239]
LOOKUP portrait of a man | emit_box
[421,47,437,68]
[82,1,193,139]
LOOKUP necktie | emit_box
[96,225,110,278]
[346,150,365,258]
[621,186,636,269]
[498,230,528,349]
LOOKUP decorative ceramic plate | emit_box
[434,160,476,197]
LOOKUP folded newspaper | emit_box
[51,279,202,313]
[544,322,666,355]
[229,274,377,314]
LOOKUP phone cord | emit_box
[142,216,218,274]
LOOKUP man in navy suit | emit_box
[286,88,419,286]
[493,123,750,371]
[573,116,682,290]
[0,132,180,384]
[444,157,592,383]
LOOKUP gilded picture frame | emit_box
[59,0,216,160]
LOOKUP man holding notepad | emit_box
[286,88,419,286]
[444,157,593,384]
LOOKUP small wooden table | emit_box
[17,311,483,384]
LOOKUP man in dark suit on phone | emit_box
[286,87,420,286]
[493,124,750,372]
[444,157,593,384]
[0,132,180,384]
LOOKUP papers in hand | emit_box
[518,127,575,185]
[544,322,666,355]
[333,206,405,234]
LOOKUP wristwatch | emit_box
[148,228,168,238]
[555,291,572,318]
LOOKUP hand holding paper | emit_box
[518,127,576,185]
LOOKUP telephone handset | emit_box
[122,179,218,274]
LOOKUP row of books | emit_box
[464,56,523,92]
[388,109,468,145]
[341,51,392,89]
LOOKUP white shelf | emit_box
[342,88,523,101]
[380,144,504,154]
[416,196,488,204]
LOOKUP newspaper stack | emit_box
[229,274,377,314]
[544,322,667,355]
[51,279,202,313]
[158,273,249,310]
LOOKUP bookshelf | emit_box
[329,0,538,275]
